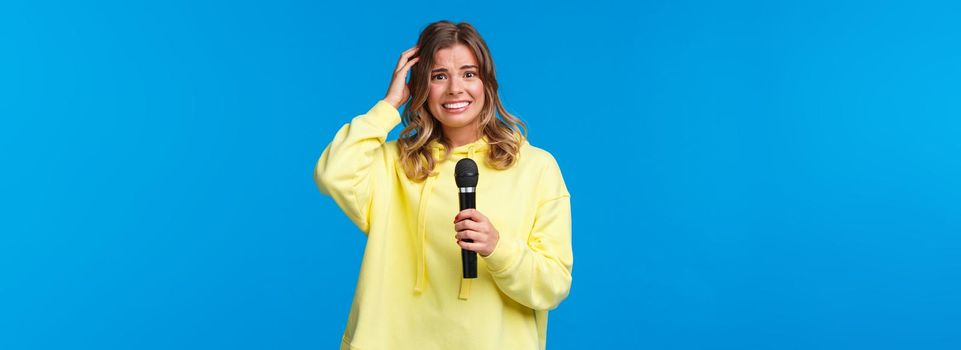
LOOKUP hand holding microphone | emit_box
[454,209,500,257]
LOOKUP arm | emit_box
[483,158,573,310]
[314,45,419,234]
[314,100,399,234]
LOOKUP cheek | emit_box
[468,83,485,100]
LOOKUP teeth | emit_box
[443,102,470,109]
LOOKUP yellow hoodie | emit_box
[314,100,573,350]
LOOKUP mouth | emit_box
[442,100,472,114]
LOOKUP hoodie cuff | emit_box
[483,236,523,273]
[364,100,402,132]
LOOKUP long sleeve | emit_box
[482,155,573,311]
[314,100,400,234]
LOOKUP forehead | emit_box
[432,44,478,68]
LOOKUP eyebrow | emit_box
[431,65,479,73]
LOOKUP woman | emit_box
[315,20,573,350]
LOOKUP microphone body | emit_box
[459,187,477,278]
[455,158,479,279]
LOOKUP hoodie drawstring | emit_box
[413,174,436,294]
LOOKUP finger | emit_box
[394,56,420,77]
[454,230,483,242]
[394,46,420,71]
[399,56,420,73]
[454,208,487,223]
[454,219,482,232]
[457,240,484,252]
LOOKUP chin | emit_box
[439,114,480,128]
[432,109,478,126]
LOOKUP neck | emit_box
[443,124,481,148]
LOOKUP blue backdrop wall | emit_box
[2,0,959,349]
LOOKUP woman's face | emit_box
[427,44,486,135]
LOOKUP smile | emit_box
[442,101,471,113]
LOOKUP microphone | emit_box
[455,158,479,279]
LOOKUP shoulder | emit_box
[519,140,570,199]
[382,140,402,160]
[358,140,396,166]
[519,140,562,171]
[385,140,399,153]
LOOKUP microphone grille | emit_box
[455,158,479,187]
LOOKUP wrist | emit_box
[481,236,499,257]
[383,97,403,110]
[483,237,521,273]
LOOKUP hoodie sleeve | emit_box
[483,154,573,311]
[314,100,401,234]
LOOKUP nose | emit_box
[447,76,465,95]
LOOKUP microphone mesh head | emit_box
[455,158,479,187]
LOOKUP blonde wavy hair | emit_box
[398,20,528,182]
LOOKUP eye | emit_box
[465,72,477,78]
[432,74,447,80]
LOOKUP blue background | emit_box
[2,0,959,349]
